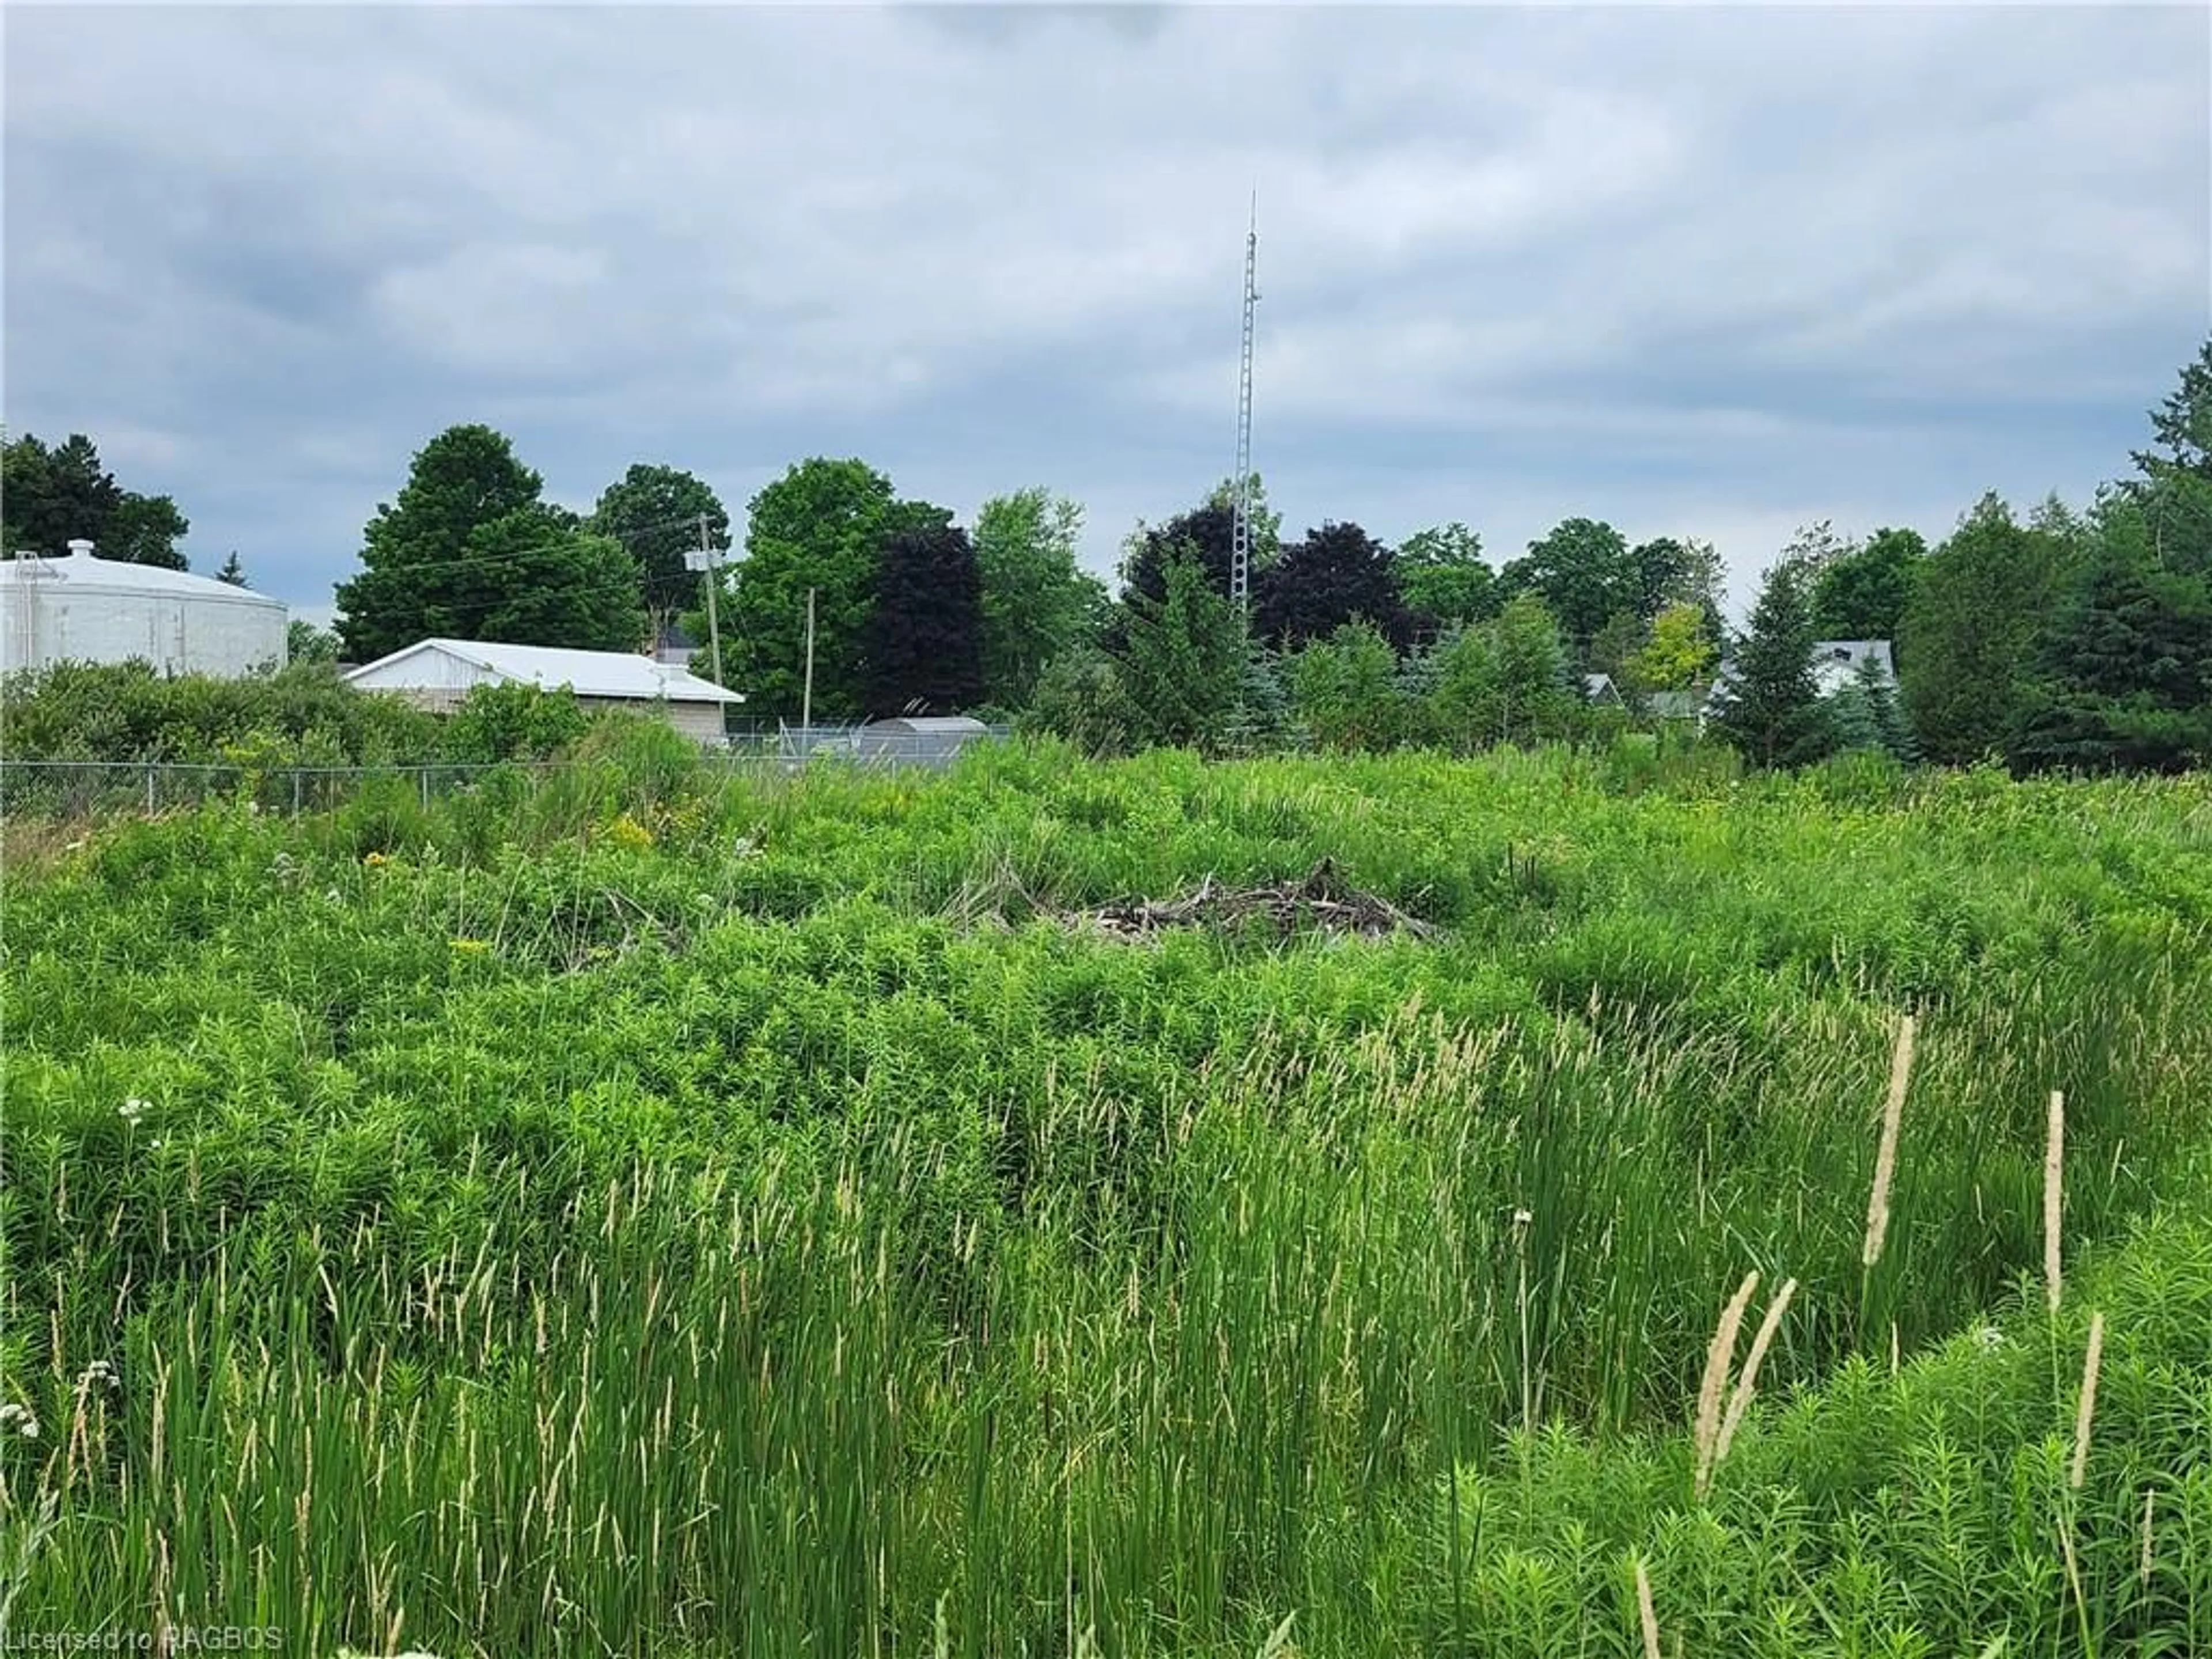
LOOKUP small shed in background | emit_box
[854,715,994,767]
[343,638,744,745]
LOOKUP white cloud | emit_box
[3,2,2203,613]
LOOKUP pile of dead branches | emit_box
[1073,858,1440,944]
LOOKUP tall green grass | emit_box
[3,739,2209,1651]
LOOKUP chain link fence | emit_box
[1,728,1016,823]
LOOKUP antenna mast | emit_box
[1230,192,1259,615]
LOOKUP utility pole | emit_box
[800,586,817,740]
[684,514,726,687]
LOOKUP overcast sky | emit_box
[5,2,2207,628]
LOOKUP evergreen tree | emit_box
[862,522,987,717]
[1223,639,1300,755]
[2008,546,2212,774]
[1897,493,2077,764]
[2,431,190,568]
[215,551,247,586]
[1709,560,1835,769]
[1826,653,1919,763]
[2124,338,2212,579]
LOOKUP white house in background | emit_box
[342,638,744,746]
[1,539,287,677]
[1808,639,1896,696]
[1698,638,1897,727]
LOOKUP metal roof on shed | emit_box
[863,716,990,734]
[343,638,744,703]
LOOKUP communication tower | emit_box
[1230,194,1259,615]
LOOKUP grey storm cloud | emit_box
[3,1,2206,623]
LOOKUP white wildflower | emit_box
[1513,1208,1533,1227]
[77,1359,120,1393]
[1,1402,39,1438]
[1973,1324,2006,1353]
[119,1097,149,1125]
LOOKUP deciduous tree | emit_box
[1811,528,1927,641]
[1287,620,1409,752]
[590,464,732,642]
[1395,522,1497,636]
[287,620,341,664]
[1112,555,1244,751]
[438,506,646,653]
[1118,476,1281,615]
[1626,600,1718,694]
[1254,520,1409,651]
[334,424,550,660]
[864,522,987,717]
[1499,518,1635,663]
[972,487,1107,707]
[722,458,943,719]
[1429,593,1577,751]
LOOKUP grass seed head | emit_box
[1693,1269,1760,1500]
[2046,1089,2067,1314]
[1861,1013,1915,1270]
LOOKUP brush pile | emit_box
[1073,858,1440,944]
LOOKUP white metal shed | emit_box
[342,638,745,745]
[854,715,994,766]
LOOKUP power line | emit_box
[334,513,736,585]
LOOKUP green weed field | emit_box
[4,736,2211,1656]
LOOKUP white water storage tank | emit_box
[0,540,289,678]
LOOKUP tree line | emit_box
[12,338,2207,775]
